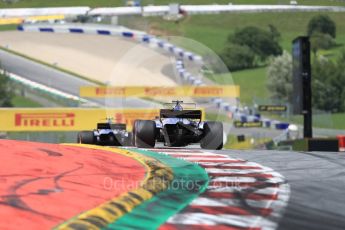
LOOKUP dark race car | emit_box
[133,101,223,150]
[78,118,132,146]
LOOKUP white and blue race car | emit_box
[133,101,223,150]
[78,119,132,146]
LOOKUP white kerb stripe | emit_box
[211,177,285,184]
[167,213,276,230]
[206,186,279,196]
[200,162,262,167]
[190,197,274,209]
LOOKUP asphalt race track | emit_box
[218,149,345,230]
[1,139,345,229]
[0,49,155,108]
[145,146,345,230]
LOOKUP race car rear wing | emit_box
[160,109,202,120]
[97,123,127,130]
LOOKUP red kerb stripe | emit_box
[159,223,261,230]
[186,205,272,216]
[208,173,273,178]
[202,192,278,200]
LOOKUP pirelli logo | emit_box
[193,87,223,96]
[80,86,240,98]
[144,88,176,96]
[95,87,125,96]
[0,108,201,131]
[15,113,75,127]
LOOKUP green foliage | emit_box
[230,26,283,61]
[307,14,336,38]
[266,51,292,103]
[310,32,336,55]
[312,50,345,112]
[267,49,345,113]
[268,24,281,42]
[221,25,282,71]
[0,71,14,107]
[220,44,256,71]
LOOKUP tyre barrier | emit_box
[18,23,203,64]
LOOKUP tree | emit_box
[333,50,345,111]
[310,32,335,56]
[312,58,341,112]
[266,51,292,103]
[0,70,13,107]
[230,26,282,62]
[307,14,336,38]
[221,44,256,71]
[268,24,281,42]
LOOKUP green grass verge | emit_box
[205,112,232,123]
[267,112,345,130]
[208,67,268,105]
[11,95,42,107]
[0,47,104,86]
[0,24,17,31]
[147,12,345,53]
[224,134,271,150]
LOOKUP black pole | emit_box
[302,38,312,138]
[303,71,312,138]
[292,36,313,138]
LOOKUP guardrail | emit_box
[3,4,345,18]
[18,23,203,64]
[0,7,90,17]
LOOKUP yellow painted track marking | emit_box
[55,145,173,230]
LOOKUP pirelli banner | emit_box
[0,15,65,25]
[0,108,161,132]
[80,86,240,98]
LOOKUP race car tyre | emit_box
[124,132,133,146]
[78,131,95,144]
[134,120,156,148]
[200,121,223,150]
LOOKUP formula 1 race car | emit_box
[133,101,223,150]
[78,118,132,146]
